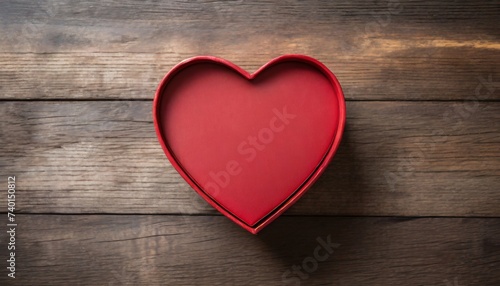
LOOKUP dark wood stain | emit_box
[0,0,498,285]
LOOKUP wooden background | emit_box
[0,0,499,285]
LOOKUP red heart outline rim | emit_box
[153,55,346,234]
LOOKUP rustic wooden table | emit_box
[0,1,499,285]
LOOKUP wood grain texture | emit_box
[1,1,499,285]
[0,0,498,100]
[1,101,498,216]
[0,215,498,286]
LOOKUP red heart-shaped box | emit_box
[153,55,345,234]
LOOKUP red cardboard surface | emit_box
[153,55,345,234]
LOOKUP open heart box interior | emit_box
[153,55,345,234]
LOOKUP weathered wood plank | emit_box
[0,0,498,100]
[1,101,498,216]
[1,0,498,53]
[0,52,498,101]
[0,215,498,285]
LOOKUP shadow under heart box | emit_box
[153,55,346,234]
